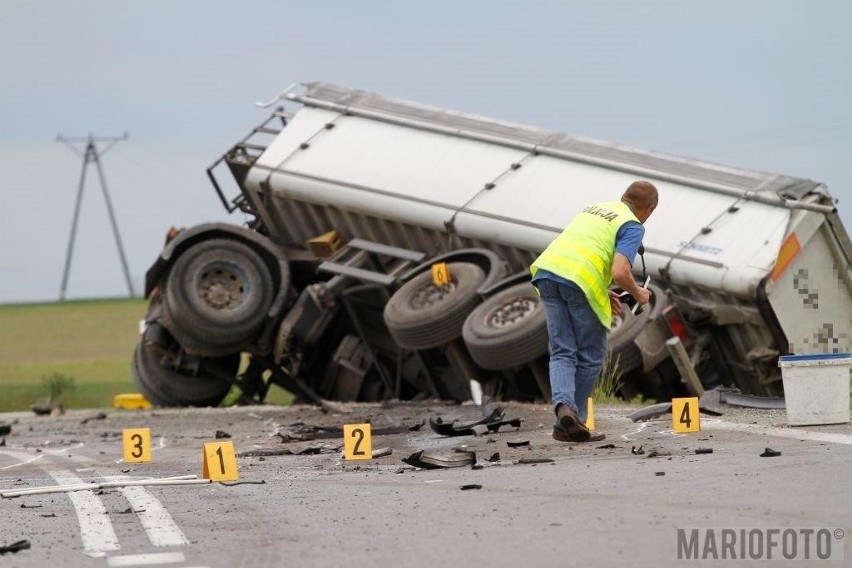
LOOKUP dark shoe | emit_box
[555,404,591,442]
[552,427,606,443]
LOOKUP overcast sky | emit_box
[2,1,852,303]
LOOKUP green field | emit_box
[0,298,292,411]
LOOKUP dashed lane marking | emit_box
[102,475,190,547]
[107,551,186,566]
[47,468,120,553]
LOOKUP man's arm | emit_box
[611,253,650,306]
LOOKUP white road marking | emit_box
[107,551,185,566]
[0,451,44,470]
[702,418,852,445]
[47,469,120,553]
[102,475,190,547]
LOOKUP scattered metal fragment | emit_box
[460,484,482,490]
[506,440,529,448]
[0,540,30,554]
[402,449,477,469]
[760,448,781,457]
[40,513,56,518]
[486,452,501,463]
[655,472,666,476]
[215,430,231,439]
[516,458,554,464]
[631,445,645,455]
[695,448,714,455]
[596,444,616,449]
[220,480,267,486]
[722,392,786,410]
[117,507,145,514]
[371,447,392,458]
[646,449,672,458]
[19,504,42,509]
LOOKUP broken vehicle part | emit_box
[760,448,782,457]
[0,540,30,555]
[401,450,477,469]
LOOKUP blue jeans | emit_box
[535,278,607,425]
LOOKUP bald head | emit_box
[622,181,658,223]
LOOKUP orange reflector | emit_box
[770,233,802,282]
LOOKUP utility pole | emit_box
[57,132,135,301]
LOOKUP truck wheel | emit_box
[607,282,668,374]
[162,238,274,356]
[462,282,548,370]
[131,324,234,407]
[383,262,485,349]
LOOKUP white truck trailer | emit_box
[132,82,852,407]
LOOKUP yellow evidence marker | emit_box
[122,428,152,463]
[432,262,451,287]
[672,397,700,433]
[585,398,595,431]
[202,441,239,481]
[343,423,372,461]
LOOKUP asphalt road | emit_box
[1,400,851,567]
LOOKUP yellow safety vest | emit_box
[530,201,639,328]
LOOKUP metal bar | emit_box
[93,144,136,297]
[59,142,91,300]
[665,336,704,396]
[316,262,398,286]
[347,238,426,262]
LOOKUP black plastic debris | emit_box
[215,430,232,439]
[460,484,482,491]
[506,440,530,448]
[631,445,645,455]
[0,438,5,446]
[402,449,477,469]
[40,513,56,518]
[0,540,30,555]
[695,448,714,455]
[655,472,666,476]
[220,480,267,487]
[0,423,11,436]
[646,449,671,458]
[596,444,616,449]
[407,420,425,432]
[19,504,42,509]
[486,452,501,463]
[760,448,781,457]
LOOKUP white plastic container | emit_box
[779,353,851,426]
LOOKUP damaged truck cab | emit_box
[132,82,852,406]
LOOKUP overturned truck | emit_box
[132,82,852,407]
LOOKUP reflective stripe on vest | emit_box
[530,201,638,328]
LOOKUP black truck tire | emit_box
[162,238,274,356]
[131,324,235,407]
[462,282,549,370]
[383,262,485,350]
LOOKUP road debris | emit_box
[655,472,666,476]
[695,448,714,454]
[215,430,232,439]
[516,457,554,465]
[486,452,501,462]
[596,444,616,449]
[646,448,672,458]
[506,440,530,448]
[0,423,12,436]
[0,540,30,554]
[80,412,107,425]
[371,446,393,458]
[402,449,477,469]
[760,447,782,457]
[220,480,267,486]
[19,504,42,509]
[460,484,482,490]
[631,445,645,455]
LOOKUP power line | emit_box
[56,132,135,301]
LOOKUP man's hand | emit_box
[609,290,623,316]
[612,253,651,308]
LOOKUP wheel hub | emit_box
[199,268,244,310]
[411,281,457,310]
[488,297,536,328]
